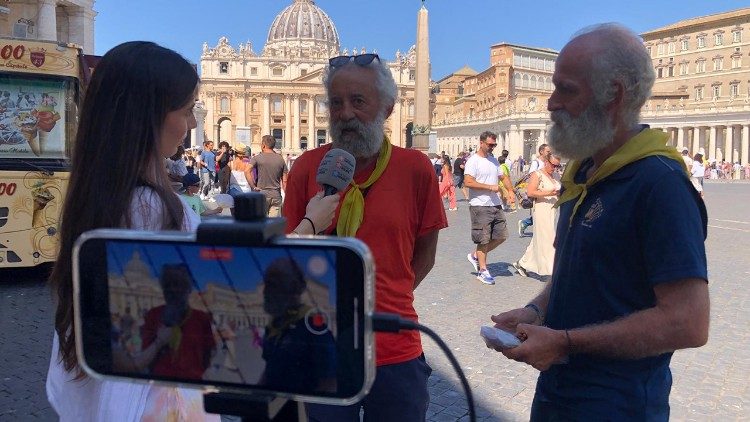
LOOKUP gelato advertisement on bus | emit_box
[0,77,68,158]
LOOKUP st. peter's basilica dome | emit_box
[263,0,340,58]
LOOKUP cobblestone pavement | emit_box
[0,265,55,421]
[0,182,748,421]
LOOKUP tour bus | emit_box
[0,39,93,269]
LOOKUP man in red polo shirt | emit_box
[141,264,215,380]
[283,53,447,421]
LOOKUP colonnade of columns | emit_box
[654,124,750,164]
[437,126,548,160]
[36,0,96,54]
[252,93,325,151]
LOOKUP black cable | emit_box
[373,313,476,422]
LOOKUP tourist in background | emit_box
[691,153,705,197]
[512,154,561,279]
[439,155,457,211]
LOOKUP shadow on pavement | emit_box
[427,367,521,421]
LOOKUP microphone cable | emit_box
[373,312,476,422]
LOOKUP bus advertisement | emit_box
[0,39,83,268]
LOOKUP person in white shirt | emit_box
[463,131,515,285]
[681,148,694,169]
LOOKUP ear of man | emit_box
[384,102,395,119]
[606,80,626,120]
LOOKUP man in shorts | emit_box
[463,131,515,285]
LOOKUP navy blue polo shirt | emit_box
[536,154,708,420]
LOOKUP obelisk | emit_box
[412,1,431,152]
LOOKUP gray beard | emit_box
[548,102,615,161]
[330,113,385,159]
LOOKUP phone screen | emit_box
[76,236,370,401]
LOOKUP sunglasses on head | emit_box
[329,53,380,68]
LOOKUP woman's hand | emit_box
[302,191,340,234]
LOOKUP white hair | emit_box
[323,57,397,114]
[571,23,655,128]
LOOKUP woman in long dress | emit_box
[438,156,457,211]
[512,155,561,278]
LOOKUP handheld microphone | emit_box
[316,148,356,196]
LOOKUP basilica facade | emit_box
[197,0,420,154]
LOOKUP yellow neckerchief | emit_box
[266,304,312,342]
[167,308,192,361]
[556,128,688,226]
[336,136,392,237]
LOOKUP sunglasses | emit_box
[484,142,498,148]
[329,53,380,68]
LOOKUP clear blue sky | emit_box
[95,0,748,80]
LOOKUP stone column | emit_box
[539,128,547,146]
[507,127,519,158]
[235,92,246,128]
[292,94,300,150]
[284,95,292,150]
[741,125,750,165]
[262,94,270,137]
[193,102,207,148]
[37,0,58,42]
[725,125,735,163]
[677,127,685,150]
[308,95,315,147]
[708,126,717,161]
[390,99,403,147]
[68,7,96,54]
[696,127,705,155]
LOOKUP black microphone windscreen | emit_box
[316,148,355,194]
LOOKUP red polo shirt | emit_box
[283,144,448,365]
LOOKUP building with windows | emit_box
[641,7,750,164]
[197,0,419,154]
[434,43,557,160]
[436,9,750,165]
[0,0,96,54]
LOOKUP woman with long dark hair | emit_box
[46,41,215,421]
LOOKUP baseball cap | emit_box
[182,173,200,189]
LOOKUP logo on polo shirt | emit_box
[582,197,604,228]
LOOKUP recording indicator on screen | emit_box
[305,308,331,335]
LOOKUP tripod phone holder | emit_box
[198,193,306,422]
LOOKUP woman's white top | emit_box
[46,187,216,422]
[229,169,252,193]
[691,161,705,179]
